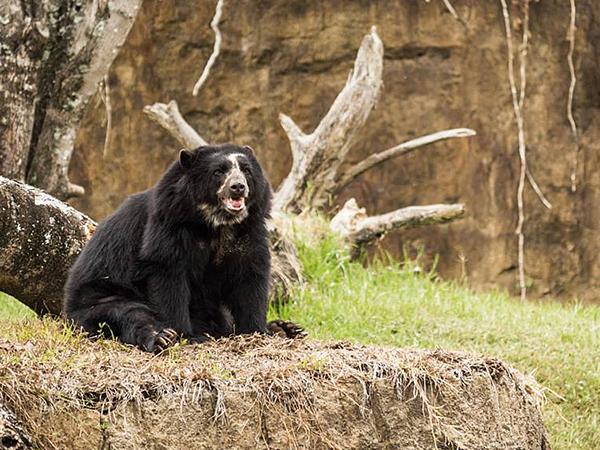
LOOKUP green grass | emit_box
[271,230,600,450]
[0,292,35,320]
[1,228,598,448]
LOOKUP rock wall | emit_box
[72,0,600,300]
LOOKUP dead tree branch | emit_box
[0,177,95,315]
[336,128,476,191]
[100,75,113,158]
[273,26,384,213]
[192,0,224,96]
[143,101,208,149]
[331,198,464,248]
[440,0,469,30]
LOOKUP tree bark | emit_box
[0,0,142,200]
[0,1,50,181]
[26,0,143,200]
[0,177,95,315]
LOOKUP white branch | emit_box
[331,198,465,247]
[440,0,469,29]
[100,75,112,158]
[567,0,580,192]
[143,100,208,149]
[192,0,224,96]
[337,128,476,190]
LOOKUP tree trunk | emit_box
[0,1,49,180]
[0,177,95,315]
[0,0,143,200]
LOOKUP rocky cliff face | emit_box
[71,0,600,300]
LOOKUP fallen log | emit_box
[0,321,550,450]
[0,177,95,315]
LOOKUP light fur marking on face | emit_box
[217,153,250,197]
[197,202,248,228]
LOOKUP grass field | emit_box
[1,229,598,449]
[272,230,600,450]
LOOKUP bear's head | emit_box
[177,144,272,227]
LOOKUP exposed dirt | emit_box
[72,1,600,301]
[0,320,549,450]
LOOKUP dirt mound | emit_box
[0,320,549,449]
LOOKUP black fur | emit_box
[63,144,273,352]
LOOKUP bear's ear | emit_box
[243,145,255,156]
[179,149,195,169]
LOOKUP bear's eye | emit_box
[213,169,224,177]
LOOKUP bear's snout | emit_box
[229,182,246,198]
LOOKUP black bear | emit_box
[63,144,299,352]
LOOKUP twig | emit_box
[440,0,469,29]
[100,76,112,158]
[336,128,476,191]
[526,168,552,210]
[567,0,580,192]
[192,0,224,96]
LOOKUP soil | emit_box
[0,322,549,449]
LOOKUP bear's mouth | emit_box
[223,196,246,213]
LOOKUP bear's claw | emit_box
[153,328,179,353]
[267,320,307,339]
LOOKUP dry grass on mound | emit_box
[0,319,550,450]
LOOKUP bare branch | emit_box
[440,0,469,29]
[337,128,476,191]
[278,113,309,162]
[143,100,208,149]
[100,75,112,158]
[192,0,224,96]
[331,198,464,247]
[526,167,552,210]
[274,27,384,213]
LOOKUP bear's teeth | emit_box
[225,198,245,211]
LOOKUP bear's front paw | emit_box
[150,328,179,353]
[187,335,211,345]
[267,320,307,339]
